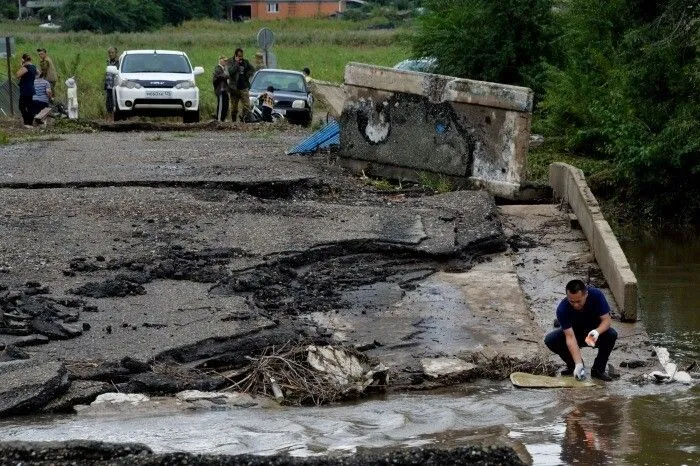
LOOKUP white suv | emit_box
[107,50,204,123]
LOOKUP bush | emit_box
[535,0,699,225]
[412,0,556,96]
[62,0,164,33]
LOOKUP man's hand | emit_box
[574,362,586,380]
[586,329,599,347]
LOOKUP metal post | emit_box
[5,37,13,116]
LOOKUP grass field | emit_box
[0,17,413,120]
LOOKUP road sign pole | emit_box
[5,36,13,116]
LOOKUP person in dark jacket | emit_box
[227,48,255,122]
[544,279,618,381]
[212,55,229,121]
[16,53,37,128]
[104,47,119,122]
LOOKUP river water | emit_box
[0,233,697,466]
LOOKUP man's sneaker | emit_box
[591,368,613,381]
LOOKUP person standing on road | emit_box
[544,279,618,381]
[36,48,57,92]
[213,55,229,121]
[16,53,37,128]
[104,47,119,122]
[227,48,255,122]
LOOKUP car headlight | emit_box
[174,80,195,89]
[119,80,142,89]
[292,99,306,109]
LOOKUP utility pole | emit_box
[17,0,22,20]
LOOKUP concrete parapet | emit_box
[339,63,534,200]
[549,162,638,320]
[308,79,347,117]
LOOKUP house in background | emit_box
[19,0,65,18]
[225,0,364,21]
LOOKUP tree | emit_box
[62,0,163,33]
[412,0,556,94]
[536,0,699,224]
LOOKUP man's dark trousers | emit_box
[544,327,618,372]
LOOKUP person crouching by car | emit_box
[259,86,275,122]
[213,55,229,122]
[32,71,53,125]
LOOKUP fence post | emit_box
[5,36,13,116]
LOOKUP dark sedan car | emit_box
[248,69,313,126]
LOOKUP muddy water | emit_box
[0,234,698,466]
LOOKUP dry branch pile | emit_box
[465,352,558,379]
[219,342,387,405]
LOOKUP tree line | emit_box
[1,0,222,27]
[414,0,698,226]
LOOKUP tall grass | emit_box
[1,18,413,119]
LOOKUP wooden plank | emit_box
[510,372,597,388]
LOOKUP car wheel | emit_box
[114,109,127,121]
[183,110,200,123]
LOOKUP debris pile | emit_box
[220,342,388,405]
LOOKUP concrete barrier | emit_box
[339,63,534,200]
[308,79,346,117]
[549,162,638,321]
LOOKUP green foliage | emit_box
[0,130,8,145]
[412,0,555,95]
[0,0,17,19]
[62,0,164,33]
[536,0,699,225]
[419,172,453,193]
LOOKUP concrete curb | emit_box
[549,162,638,320]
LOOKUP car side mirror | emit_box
[193,66,204,76]
[106,65,118,74]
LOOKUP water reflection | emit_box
[560,399,620,466]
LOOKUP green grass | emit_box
[0,18,412,120]
[526,143,616,188]
[419,172,453,194]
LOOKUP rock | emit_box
[0,360,70,416]
[30,318,70,340]
[0,440,152,463]
[92,393,150,405]
[0,345,30,362]
[123,371,224,395]
[120,356,151,373]
[421,357,476,378]
[42,380,111,413]
[13,334,50,347]
[0,441,526,465]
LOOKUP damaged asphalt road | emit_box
[0,129,510,417]
[0,128,656,420]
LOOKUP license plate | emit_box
[146,91,172,97]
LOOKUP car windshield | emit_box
[251,71,306,93]
[121,53,192,73]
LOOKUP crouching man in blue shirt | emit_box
[545,279,617,381]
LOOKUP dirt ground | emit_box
[0,122,659,462]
